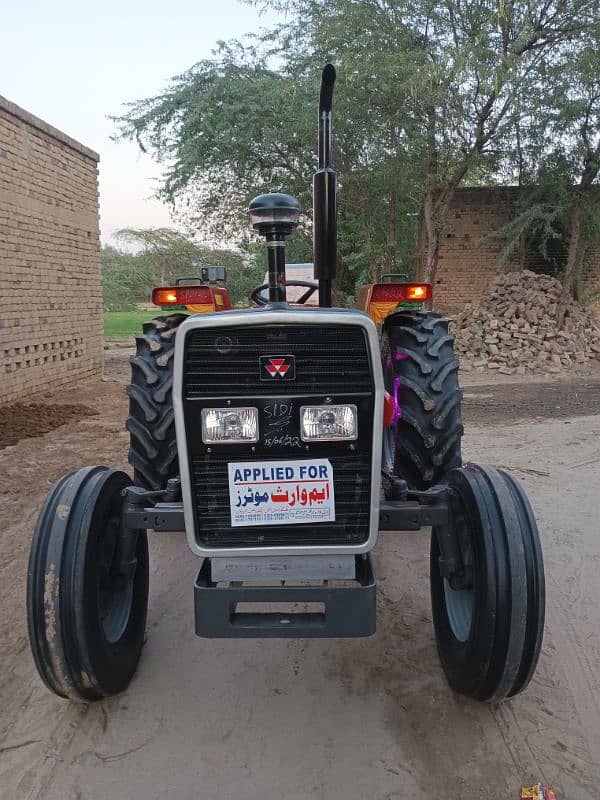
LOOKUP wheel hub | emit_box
[442,494,475,642]
[97,515,136,644]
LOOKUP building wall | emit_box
[432,187,521,312]
[583,244,600,299]
[0,96,102,405]
[433,186,600,312]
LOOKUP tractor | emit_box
[27,65,544,703]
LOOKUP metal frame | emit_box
[123,495,451,536]
[194,554,376,638]
[172,305,384,558]
[121,483,453,641]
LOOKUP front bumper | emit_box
[194,554,376,638]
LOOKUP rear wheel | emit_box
[126,314,186,489]
[27,467,149,701]
[430,465,545,701]
[382,311,463,490]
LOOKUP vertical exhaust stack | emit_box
[313,64,337,308]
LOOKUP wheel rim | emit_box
[443,579,474,642]
[442,491,475,643]
[97,515,135,644]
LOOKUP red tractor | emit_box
[27,65,544,704]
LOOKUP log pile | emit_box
[450,270,600,375]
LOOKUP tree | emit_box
[114,0,599,290]
[113,26,424,294]
[394,1,598,284]
[484,23,600,321]
[115,227,203,286]
[550,40,600,322]
[101,245,156,311]
[102,228,261,309]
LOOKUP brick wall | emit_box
[432,187,521,313]
[583,244,600,299]
[0,96,102,405]
[432,186,600,312]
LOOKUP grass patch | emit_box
[103,311,158,341]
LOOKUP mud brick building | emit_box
[0,96,102,405]
[433,187,600,312]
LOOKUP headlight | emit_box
[201,407,259,444]
[300,404,358,442]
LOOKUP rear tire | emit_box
[27,467,149,701]
[430,465,545,701]
[382,311,463,490]
[126,314,186,489]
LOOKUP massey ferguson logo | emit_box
[260,355,296,380]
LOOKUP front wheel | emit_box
[430,465,545,701]
[27,467,149,701]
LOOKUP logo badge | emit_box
[260,355,296,380]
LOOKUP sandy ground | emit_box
[1,349,599,800]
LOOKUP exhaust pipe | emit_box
[313,64,337,308]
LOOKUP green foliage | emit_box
[101,228,262,310]
[113,0,600,290]
[101,245,156,311]
[112,17,425,294]
[492,22,600,288]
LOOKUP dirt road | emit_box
[1,353,599,799]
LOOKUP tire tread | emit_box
[383,310,463,489]
[126,314,186,489]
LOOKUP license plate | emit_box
[228,459,335,527]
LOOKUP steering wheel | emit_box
[250,280,319,306]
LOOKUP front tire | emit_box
[430,465,545,701]
[27,467,149,701]
[382,311,463,489]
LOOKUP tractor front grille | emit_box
[180,320,375,550]
[184,324,373,398]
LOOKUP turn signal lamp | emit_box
[358,282,432,324]
[152,286,214,307]
[405,284,430,301]
[370,283,432,304]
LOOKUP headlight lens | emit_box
[201,407,259,444]
[300,404,358,441]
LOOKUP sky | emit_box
[1,0,280,243]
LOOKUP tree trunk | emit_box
[422,184,440,284]
[421,107,440,286]
[558,142,600,325]
[575,243,587,302]
[557,191,584,328]
[364,227,378,284]
[384,188,397,274]
[370,257,378,283]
